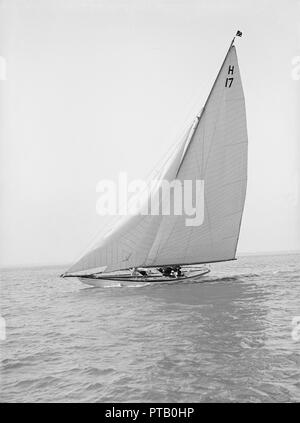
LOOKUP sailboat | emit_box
[61,31,248,287]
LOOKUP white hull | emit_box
[78,267,210,288]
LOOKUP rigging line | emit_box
[152,75,216,179]
[143,100,203,180]
[66,60,210,272]
[134,65,221,185]
[118,127,191,220]
[65,121,194,272]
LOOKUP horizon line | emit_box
[1,249,300,270]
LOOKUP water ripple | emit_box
[1,254,300,402]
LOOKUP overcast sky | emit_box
[0,0,299,267]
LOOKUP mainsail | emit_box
[65,37,248,276]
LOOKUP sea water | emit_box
[0,253,299,402]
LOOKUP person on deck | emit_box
[163,267,174,277]
[174,266,182,277]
